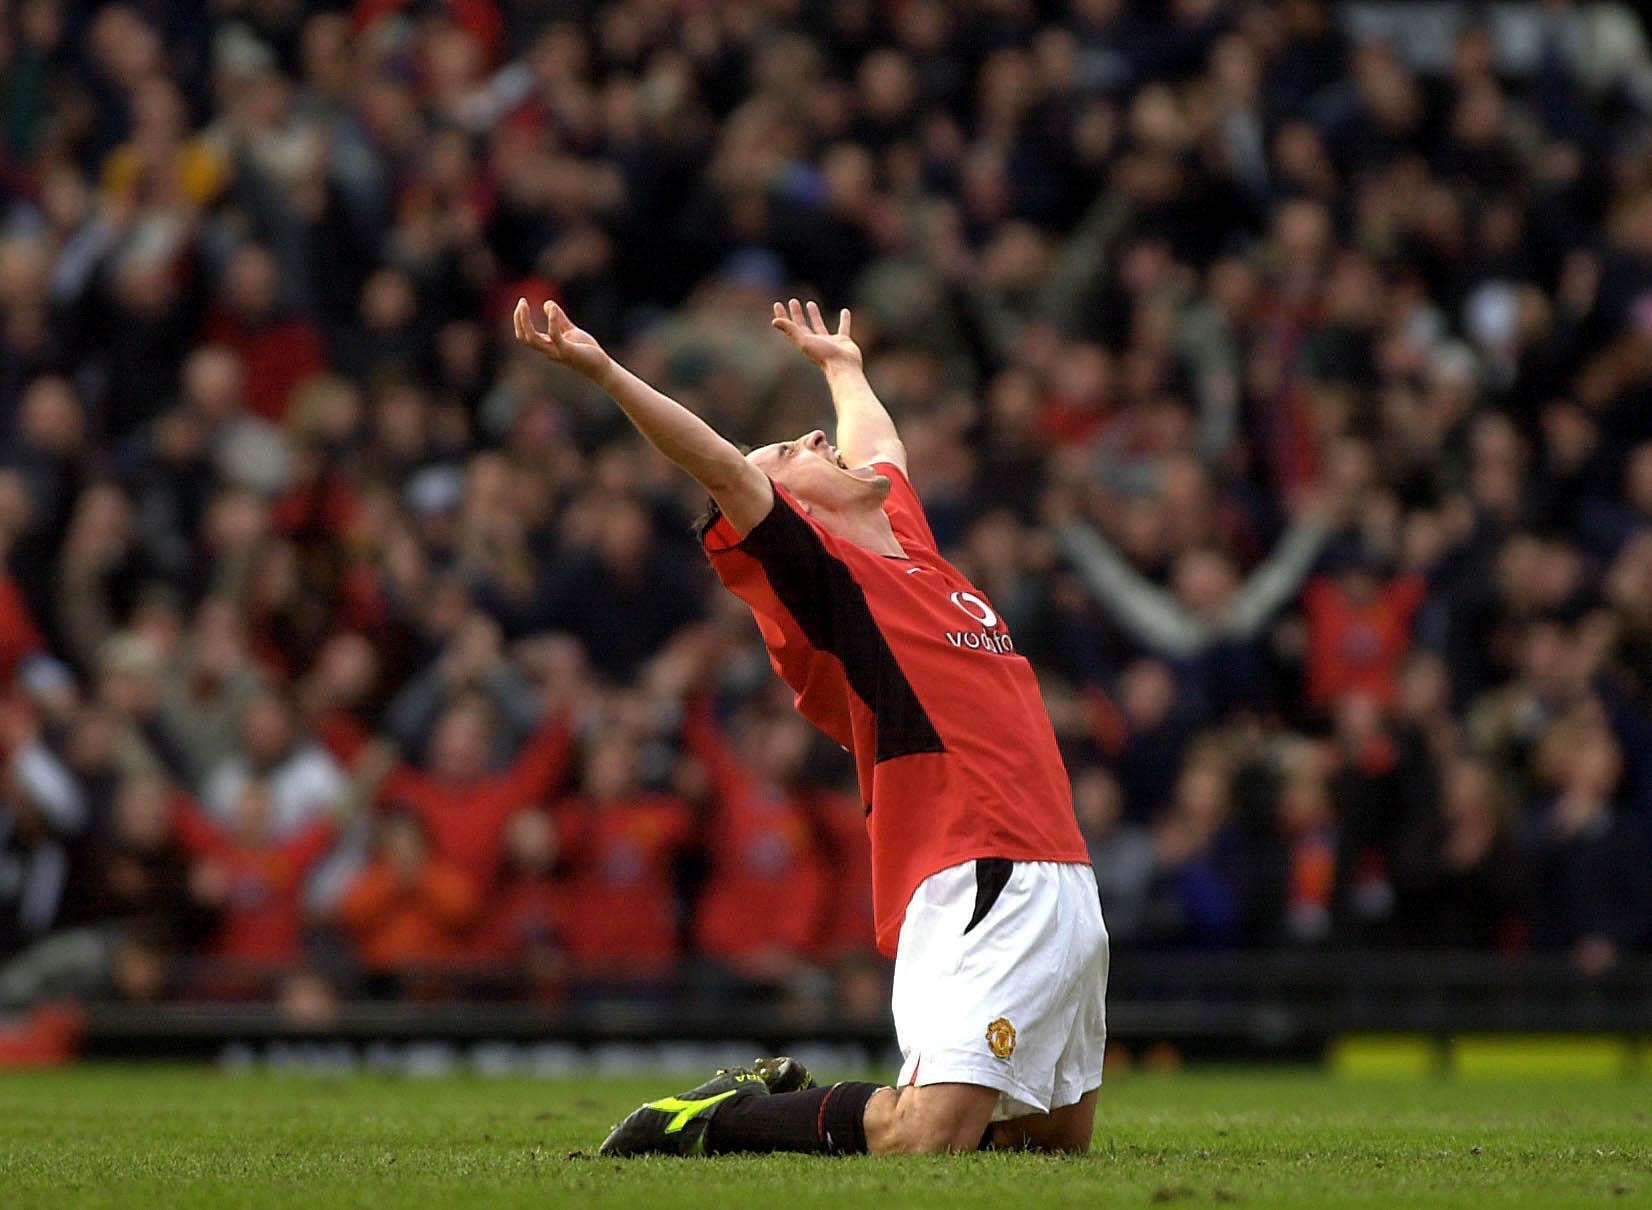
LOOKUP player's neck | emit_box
[812,502,905,558]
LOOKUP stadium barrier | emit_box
[58,950,1652,1070]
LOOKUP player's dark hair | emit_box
[691,497,722,540]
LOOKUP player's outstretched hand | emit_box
[513,298,612,382]
[771,298,863,373]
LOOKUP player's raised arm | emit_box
[771,299,907,473]
[513,299,773,534]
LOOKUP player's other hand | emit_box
[772,298,863,373]
[513,298,612,383]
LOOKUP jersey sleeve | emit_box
[702,486,857,750]
[703,484,842,648]
[874,462,937,554]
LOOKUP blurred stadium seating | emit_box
[2,0,1652,1061]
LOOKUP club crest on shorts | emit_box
[985,1017,1017,1060]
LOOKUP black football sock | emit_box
[706,1081,881,1155]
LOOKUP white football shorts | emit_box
[892,858,1109,1120]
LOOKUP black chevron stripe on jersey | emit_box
[739,494,946,765]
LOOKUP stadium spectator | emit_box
[685,705,830,986]
[69,772,215,947]
[1143,755,1240,946]
[204,244,327,423]
[1073,764,1155,943]
[805,781,881,963]
[0,700,88,952]
[1058,490,1338,711]
[1301,548,1428,710]
[1527,712,1652,973]
[374,696,573,885]
[1109,657,1197,819]
[1389,757,1527,951]
[337,810,480,989]
[552,732,693,983]
[201,692,343,835]
[472,806,570,999]
[172,783,335,969]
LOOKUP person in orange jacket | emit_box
[337,810,479,990]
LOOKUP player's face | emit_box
[747,430,890,513]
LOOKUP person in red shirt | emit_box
[550,732,693,983]
[471,807,570,1000]
[1302,552,1427,710]
[0,572,46,690]
[173,781,336,981]
[298,633,381,770]
[375,700,572,885]
[338,810,479,990]
[684,706,829,982]
[512,296,1106,1157]
[204,245,327,422]
[807,783,881,962]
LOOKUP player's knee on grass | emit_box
[991,1089,1099,1153]
[863,1083,999,1155]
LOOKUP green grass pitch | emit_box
[2,1066,1648,1208]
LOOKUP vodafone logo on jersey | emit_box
[949,591,998,628]
[946,590,1014,655]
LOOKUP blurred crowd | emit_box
[3,0,1652,1015]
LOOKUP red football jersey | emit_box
[703,463,1088,956]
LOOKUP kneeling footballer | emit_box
[512,295,1109,1155]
